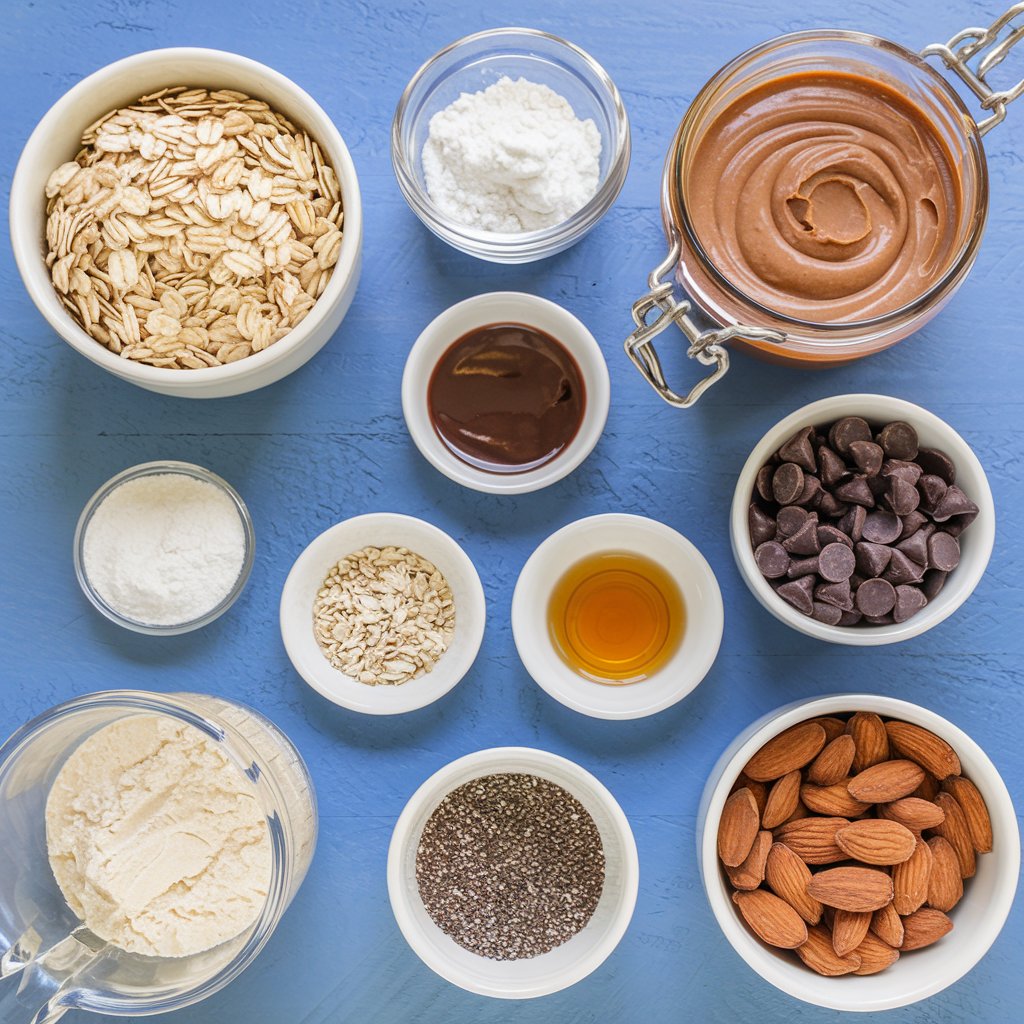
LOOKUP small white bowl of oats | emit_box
[280,513,486,715]
[11,48,362,398]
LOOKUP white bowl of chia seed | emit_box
[387,746,639,998]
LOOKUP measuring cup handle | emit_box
[624,233,786,408]
[0,928,106,1024]
[921,3,1024,135]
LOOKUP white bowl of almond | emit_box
[11,48,362,398]
[698,694,1019,1010]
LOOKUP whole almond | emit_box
[774,817,850,865]
[847,712,889,772]
[762,770,802,829]
[806,866,894,912]
[781,799,810,825]
[810,716,848,743]
[885,721,961,780]
[901,907,953,951]
[942,776,993,853]
[832,909,871,957]
[870,902,904,949]
[847,759,925,803]
[835,819,917,865]
[892,837,933,915]
[878,797,946,833]
[732,773,769,820]
[931,792,977,878]
[718,788,761,867]
[853,932,900,975]
[765,842,822,925]
[926,836,964,912]
[726,830,773,891]
[732,889,808,949]
[801,781,871,818]
[795,924,861,976]
[807,734,857,787]
[744,722,827,782]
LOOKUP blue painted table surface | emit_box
[2,1,1022,1022]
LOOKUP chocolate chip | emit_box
[777,426,817,472]
[893,585,928,624]
[754,541,790,579]
[861,510,902,545]
[882,549,926,585]
[818,446,848,488]
[829,416,872,456]
[922,569,948,600]
[882,459,923,486]
[885,476,921,516]
[812,601,843,625]
[776,505,809,538]
[856,578,896,616]
[863,613,896,626]
[748,504,777,547]
[777,576,815,615]
[838,609,863,626]
[788,556,821,579]
[917,474,948,514]
[835,475,875,508]
[848,440,883,477]
[838,504,867,542]
[928,531,961,572]
[932,485,979,523]
[782,516,821,555]
[772,463,805,505]
[854,541,892,578]
[815,579,854,611]
[877,421,919,460]
[818,542,856,582]
[942,511,978,537]
[796,474,823,508]
[897,510,928,542]
[867,474,889,499]
[895,526,933,567]
[915,447,956,485]
[817,492,847,518]
[817,524,853,549]
[756,464,775,502]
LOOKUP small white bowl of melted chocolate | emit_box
[402,292,610,494]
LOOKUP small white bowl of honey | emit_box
[511,513,724,719]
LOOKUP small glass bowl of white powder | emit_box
[74,461,255,635]
[392,28,630,263]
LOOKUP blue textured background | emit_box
[2,1,1022,1022]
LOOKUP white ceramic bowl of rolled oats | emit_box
[280,513,486,715]
[11,48,362,398]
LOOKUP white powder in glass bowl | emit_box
[422,76,602,233]
[81,472,246,626]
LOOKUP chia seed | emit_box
[415,772,605,960]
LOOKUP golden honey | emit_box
[548,551,685,684]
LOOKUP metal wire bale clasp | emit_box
[624,237,786,408]
[921,2,1024,135]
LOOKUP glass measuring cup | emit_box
[0,691,317,1023]
[625,4,1023,407]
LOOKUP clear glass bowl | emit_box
[0,690,317,1022]
[391,27,631,263]
[73,461,255,635]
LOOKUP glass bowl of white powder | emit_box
[73,461,255,635]
[392,28,630,263]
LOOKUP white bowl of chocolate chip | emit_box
[730,395,994,646]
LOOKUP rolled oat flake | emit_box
[415,773,605,960]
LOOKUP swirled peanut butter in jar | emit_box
[685,71,962,322]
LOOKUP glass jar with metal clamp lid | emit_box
[626,5,1023,407]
